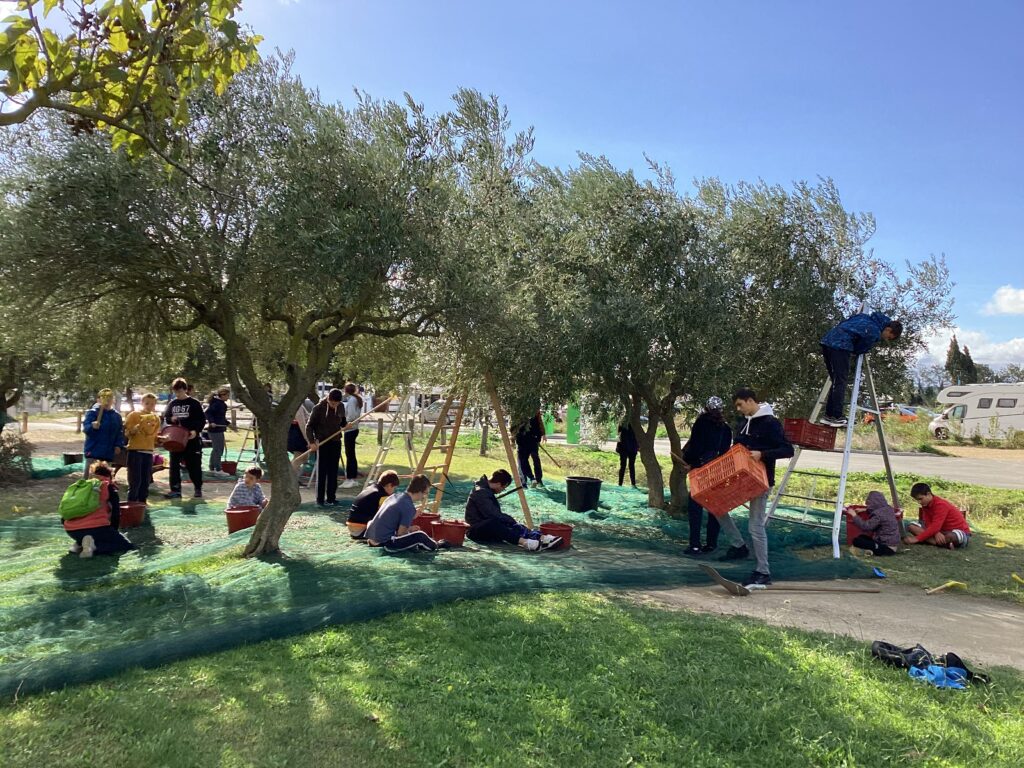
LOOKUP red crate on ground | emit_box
[844,505,904,546]
[784,418,837,450]
[689,444,769,517]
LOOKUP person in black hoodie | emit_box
[305,388,346,507]
[719,387,794,588]
[681,397,734,555]
[616,420,639,487]
[464,469,562,551]
[515,412,546,488]
[163,378,207,500]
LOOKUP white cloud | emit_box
[0,2,19,17]
[983,285,1024,316]
[919,326,1024,368]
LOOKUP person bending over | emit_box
[464,469,562,552]
[819,312,902,427]
[61,462,136,558]
[904,482,971,550]
[846,490,901,556]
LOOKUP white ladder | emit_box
[768,354,900,558]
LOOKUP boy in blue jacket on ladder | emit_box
[820,312,902,428]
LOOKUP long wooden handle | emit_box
[539,443,562,469]
[290,396,395,469]
[760,585,881,594]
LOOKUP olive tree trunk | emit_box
[241,410,302,557]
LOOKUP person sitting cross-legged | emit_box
[464,469,562,552]
[903,482,971,550]
[365,474,447,554]
[346,470,400,539]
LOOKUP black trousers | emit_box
[126,450,153,503]
[66,526,136,555]
[518,444,543,483]
[344,428,359,479]
[169,441,202,494]
[687,495,720,549]
[852,534,896,556]
[821,344,852,419]
[618,452,636,485]
[468,517,526,546]
[316,440,342,504]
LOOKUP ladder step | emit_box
[768,515,834,531]
[789,469,841,478]
[780,493,840,505]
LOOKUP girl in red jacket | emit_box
[64,463,137,558]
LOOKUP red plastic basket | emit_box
[118,502,146,528]
[432,519,470,546]
[225,505,261,534]
[783,418,837,450]
[539,522,573,550]
[844,505,904,546]
[689,444,769,517]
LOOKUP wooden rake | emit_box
[699,564,881,597]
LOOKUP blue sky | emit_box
[242,1,1024,366]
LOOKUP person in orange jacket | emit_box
[63,462,137,558]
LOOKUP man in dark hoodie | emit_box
[163,378,207,500]
[305,388,346,507]
[681,396,734,555]
[464,469,562,551]
[819,311,903,427]
[716,388,794,588]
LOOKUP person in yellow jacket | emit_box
[124,393,161,504]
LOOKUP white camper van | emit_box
[930,384,1024,439]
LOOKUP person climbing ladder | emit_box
[819,311,902,427]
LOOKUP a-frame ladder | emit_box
[414,392,469,514]
[363,389,419,487]
[768,353,900,559]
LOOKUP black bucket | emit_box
[566,476,602,512]
[62,452,83,466]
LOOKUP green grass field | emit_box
[2,592,1021,768]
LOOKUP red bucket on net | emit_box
[226,505,261,534]
[432,519,470,546]
[412,512,440,534]
[783,418,837,451]
[119,502,146,528]
[220,460,238,476]
[844,505,904,546]
[689,444,769,517]
[539,522,574,550]
[158,424,189,452]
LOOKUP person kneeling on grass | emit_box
[846,490,901,556]
[365,474,448,554]
[346,469,400,539]
[904,482,971,550]
[61,462,137,558]
[464,469,562,552]
[227,466,270,511]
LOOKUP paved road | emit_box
[546,435,1024,490]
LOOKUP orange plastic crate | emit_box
[689,444,769,517]
[783,418,837,450]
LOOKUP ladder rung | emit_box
[779,493,839,505]
[855,406,881,415]
[789,470,840,478]
[768,515,834,531]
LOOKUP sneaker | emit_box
[341,479,358,489]
[79,535,96,559]
[68,542,83,554]
[720,544,749,561]
[520,539,541,552]
[742,571,773,587]
[539,535,563,551]
[684,546,703,556]
[435,539,453,550]
[192,491,203,500]
[535,481,545,489]
[701,544,717,554]
[164,491,182,499]
[820,416,848,428]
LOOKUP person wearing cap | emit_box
[681,396,734,556]
[305,388,347,507]
[82,388,125,480]
[205,387,231,473]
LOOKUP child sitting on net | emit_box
[464,469,562,551]
[227,466,270,511]
[845,490,901,556]
[60,461,137,558]
[346,469,400,539]
[364,474,448,553]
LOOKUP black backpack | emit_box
[871,641,990,684]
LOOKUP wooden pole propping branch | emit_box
[484,372,533,529]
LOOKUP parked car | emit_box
[930,384,1024,439]
[420,399,461,425]
[864,404,919,425]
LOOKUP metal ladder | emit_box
[362,389,420,487]
[768,353,900,559]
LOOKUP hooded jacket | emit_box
[464,475,518,530]
[682,411,732,468]
[733,403,794,486]
[849,491,901,549]
[305,398,346,444]
[821,312,893,355]
[83,406,126,460]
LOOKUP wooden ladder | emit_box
[413,392,469,514]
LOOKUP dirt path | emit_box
[941,445,1024,462]
[630,581,1024,672]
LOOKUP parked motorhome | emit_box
[931,384,1024,439]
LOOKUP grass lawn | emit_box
[1,591,1021,768]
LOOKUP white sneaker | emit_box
[520,539,540,552]
[341,479,358,489]
[68,542,82,554]
[80,535,96,558]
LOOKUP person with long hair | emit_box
[682,396,733,556]
[341,383,363,489]
[615,420,639,487]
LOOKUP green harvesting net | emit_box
[0,478,868,697]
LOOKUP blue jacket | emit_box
[205,397,228,431]
[733,404,793,487]
[82,406,125,459]
[821,312,893,354]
